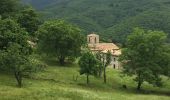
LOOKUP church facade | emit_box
[87,33,121,69]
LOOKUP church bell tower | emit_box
[87,33,99,44]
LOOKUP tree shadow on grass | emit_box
[76,79,170,97]
[119,86,170,97]
[134,89,170,96]
[112,84,170,97]
[41,57,77,68]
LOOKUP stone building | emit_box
[87,33,121,69]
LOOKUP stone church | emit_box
[87,33,121,69]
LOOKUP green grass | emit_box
[0,58,170,100]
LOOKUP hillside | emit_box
[0,57,170,100]
[22,0,170,43]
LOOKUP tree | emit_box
[17,7,41,37]
[0,18,33,87]
[160,44,170,78]
[96,51,112,83]
[96,51,104,77]
[103,51,112,84]
[0,44,32,87]
[37,20,85,65]
[0,0,20,18]
[79,51,99,84]
[120,28,168,90]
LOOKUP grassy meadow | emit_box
[0,58,170,100]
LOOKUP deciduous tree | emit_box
[17,7,41,37]
[0,44,32,87]
[0,0,20,18]
[79,51,99,84]
[96,51,112,83]
[37,20,85,65]
[0,18,33,87]
[120,28,169,90]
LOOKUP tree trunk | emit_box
[104,67,106,84]
[14,72,22,88]
[59,56,65,65]
[99,70,102,77]
[137,73,142,91]
[137,80,142,90]
[87,74,89,84]
[98,66,103,77]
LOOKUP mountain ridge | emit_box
[22,0,170,43]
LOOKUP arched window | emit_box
[114,58,116,61]
[89,37,91,43]
[113,64,116,69]
[95,37,97,43]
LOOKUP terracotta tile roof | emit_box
[102,49,121,56]
[88,43,119,50]
[88,43,121,56]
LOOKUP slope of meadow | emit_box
[0,58,170,100]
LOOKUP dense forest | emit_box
[22,0,170,43]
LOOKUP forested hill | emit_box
[22,0,170,43]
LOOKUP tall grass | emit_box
[0,58,170,100]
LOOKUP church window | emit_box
[114,58,116,61]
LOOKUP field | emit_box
[0,58,170,100]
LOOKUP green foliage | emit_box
[96,51,112,83]
[105,51,112,67]
[37,19,85,65]
[120,28,170,90]
[79,51,99,84]
[0,0,20,18]
[0,18,30,51]
[1,58,170,100]
[17,7,41,37]
[161,44,170,77]
[0,0,41,38]
[0,44,31,87]
[23,0,170,43]
[0,18,34,87]
[105,11,170,43]
[96,52,104,77]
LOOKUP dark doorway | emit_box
[113,64,116,69]
[95,37,97,43]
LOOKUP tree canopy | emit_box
[96,51,112,83]
[17,7,41,37]
[23,0,170,43]
[79,51,100,84]
[120,28,170,90]
[37,20,85,65]
[0,18,33,87]
[0,18,30,50]
[0,0,20,18]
